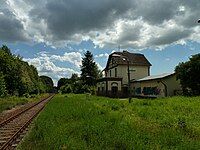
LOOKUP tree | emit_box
[1,45,12,55]
[71,80,90,94]
[0,48,21,95]
[40,76,54,93]
[0,45,53,96]
[95,64,103,79]
[17,60,40,95]
[57,74,79,93]
[80,51,98,86]
[175,53,200,96]
[0,72,6,97]
[70,73,79,83]
[60,84,72,94]
[57,78,71,90]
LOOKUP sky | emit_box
[0,0,200,85]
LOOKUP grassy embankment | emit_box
[0,94,49,113]
[19,94,200,149]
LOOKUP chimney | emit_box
[123,50,129,53]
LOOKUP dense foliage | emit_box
[57,73,91,94]
[0,72,6,97]
[58,51,102,94]
[40,76,54,93]
[57,77,71,90]
[0,45,53,97]
[175,53,200,96]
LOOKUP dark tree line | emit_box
[175,53,200,96]
[0,45,54,97]
[58,51,102,94]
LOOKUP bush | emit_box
[72,81,89,94]
[23,93,30,98]
[89,86,96,95]
[60,84,72,94]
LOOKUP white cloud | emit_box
[50,52,82,67]
[95,53,109,58]
[24,52,81,85]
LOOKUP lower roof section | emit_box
[131,72,175,82]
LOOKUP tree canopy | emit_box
[40,76,54,93]
[175,53,200,96]
[57,78,71,90]
[0,45,53,97]
[57,73,80,93]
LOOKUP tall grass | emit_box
[0,94,49,113]
[19,95,200,149]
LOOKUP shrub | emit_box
[89,86,96,95]
[60,84,72,94]
[23,93,30,98]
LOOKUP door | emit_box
[111,86,118,96]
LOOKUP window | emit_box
[110,70,112,77]
[130,67,136,72]
[115,68,117,77]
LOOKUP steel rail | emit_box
[0,94,55,150]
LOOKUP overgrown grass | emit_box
[19,95,200,149]
[0,94,49,113]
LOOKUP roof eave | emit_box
[131,73,176,83]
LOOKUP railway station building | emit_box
[97,50,181,98]
[97,50,151,97]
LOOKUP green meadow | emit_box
[19,94,200,149]
[0,94,49,113]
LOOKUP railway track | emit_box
[0,94,55,150]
